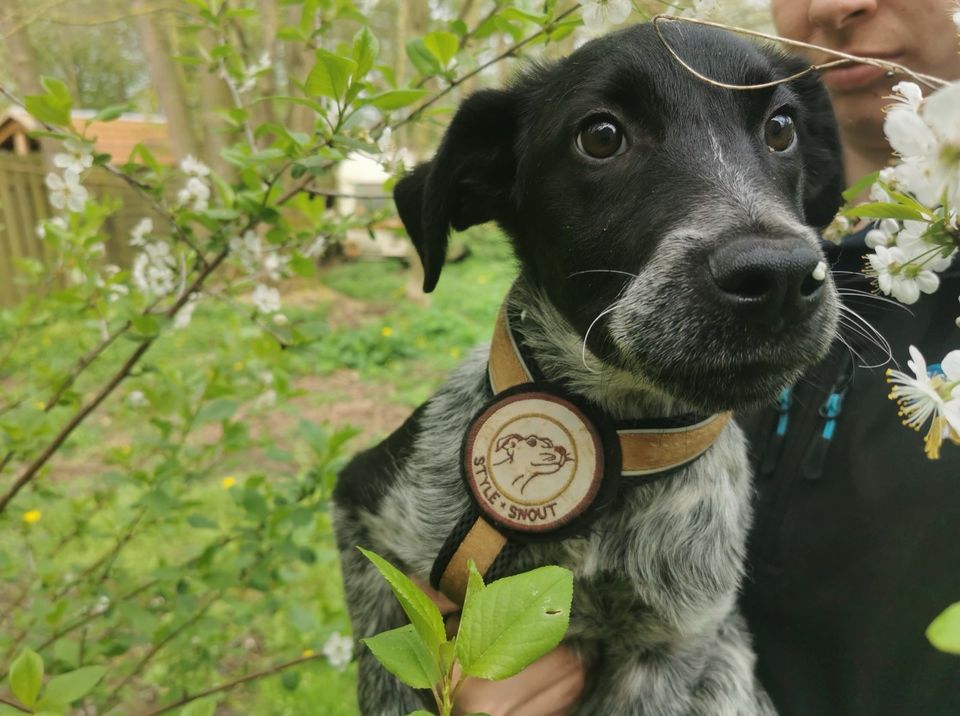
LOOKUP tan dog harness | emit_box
[431,304,731,604]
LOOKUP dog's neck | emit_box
[505,278,688,422]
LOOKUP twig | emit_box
[398,4,581,127]
[304,188,389,200]
[0,245,230,514]
[0,695,29,713]
[139,652,326,716]
[104,595,218,704]
[651,14,947,91]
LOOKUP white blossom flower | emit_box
[884,81,960,209]
[45,170,89,213]
[174,292,200,330]
[822,213,853,243]
[53,138,94,175]
[127,390,149,408]
[579,0,631,31]
[36,216,68,239]
[133,241,179,298]
[91,594,111,615]
[864,218,900,249]
[252,283,281,313]
[895,219,957,272]
[887,346,960,458]
[262,252,290,281]
[322,632,354,670]
[177,176,211,212]
[180,154,210,177]
[130,217,154,247]
[304,235,328,259]
[867,244,941,304]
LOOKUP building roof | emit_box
[0,107,173,164]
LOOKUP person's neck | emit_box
[840,127,892,194]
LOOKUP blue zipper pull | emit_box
[800,354,854,481]
[760,386,793,477]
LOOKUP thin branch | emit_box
[14,4,185,28]
[139,652,326,716]
[0,695,30,713]
[304,188,389,200]
[399,4,581,127]
[0,244,230,513]
[651,14,947,91]
[105,595,218,704]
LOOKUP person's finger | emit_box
[452,644,584,716]
[410,575,460,615]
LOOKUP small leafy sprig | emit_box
[358,548,573,716]
[1,648,105,715]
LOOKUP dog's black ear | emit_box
[394,89,518,292]
[774,53,846,228]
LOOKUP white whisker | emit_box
[581,302,622,374]
[567,269,640,280]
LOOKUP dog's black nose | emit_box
[708,238,825,327]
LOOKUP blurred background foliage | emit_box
[0,0,771,713]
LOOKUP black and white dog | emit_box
[333,22,844,715]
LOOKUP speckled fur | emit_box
[332,22,844,716]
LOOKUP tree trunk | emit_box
[0,0,57,168]
[196,27,239,180]
[132,0,199,162]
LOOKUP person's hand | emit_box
[412,577,585,716]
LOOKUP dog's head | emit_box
[495,433,569,475]
[395,23,843,412]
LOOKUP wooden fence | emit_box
[0,153,156,306]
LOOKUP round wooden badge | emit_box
[463,388,607,535]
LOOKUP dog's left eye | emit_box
[577,118,626,159]
[764,114,796,152]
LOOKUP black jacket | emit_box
[740,231,960,715]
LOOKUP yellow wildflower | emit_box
[222,476,237,489]
[23,509,41,524]
[381,326,393,337]
[302,648,316,657]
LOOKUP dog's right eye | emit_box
[577,119,626,159]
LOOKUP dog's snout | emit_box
[707,237,825,327]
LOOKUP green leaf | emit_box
[841,170,880,202]
[92,104,129,122]
[186,514,218,529]
[362,624,441,689]
[179,696,218,716]
[0,706,25,715]
[422,31,459,69]
[10,648,44,708]
[842,202,927,221]
[352,26,379,78]
[357,547,445,653]
[41,76,71,103]
[42,665,107,704]
[365,89,430,111]
[24,95,71,127]
[306,50,358,101]
[405,39,441,76]
[194,399,239,425]
[34,695,69,713]
[406,711,435,716]
[456,566,573,680]
[927,601,960,654]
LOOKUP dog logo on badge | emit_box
[464,391,604,533]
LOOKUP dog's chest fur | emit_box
[333,288,766,714]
